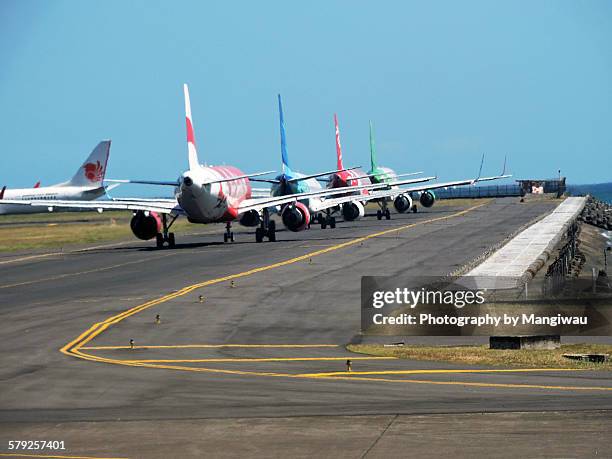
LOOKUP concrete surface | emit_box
[1,198,610,457]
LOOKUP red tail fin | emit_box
[334,113,344,170]
[33,181,41,188]
[0,186,5,199]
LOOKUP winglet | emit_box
[476,153,485,181]
[369,121,378,172]
[501,155,507,176]
[33,181,41,188]
[184,84,200,170]
[334,114,344,170]
[278,94,292,175]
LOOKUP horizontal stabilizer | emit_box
[286,166,361,183]
[105,179,180,186]
[203,170,275,185]
[366,171,423,180]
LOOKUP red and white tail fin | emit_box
[65,140,111,187]
[334,113,344,170]
[184,83,200,170]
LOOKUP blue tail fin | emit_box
[278,94,293,176]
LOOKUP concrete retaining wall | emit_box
[466,197,586,286]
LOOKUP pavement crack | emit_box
[360,413,398,458]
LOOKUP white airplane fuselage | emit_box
[0,185,106,215]
[269,171,327,213]
[177,165,251,223]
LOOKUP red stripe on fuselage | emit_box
[330,168,371,195]
[209,165,252,220]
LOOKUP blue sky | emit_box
[1,0,610,195]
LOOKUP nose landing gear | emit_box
[319,210,336,229]
[376,206,391,220]
[223,222,235,243]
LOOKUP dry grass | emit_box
[0,211,203,252]
[0,210,135,224]
[347,343,612,370]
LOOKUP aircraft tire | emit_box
[255,227,264,243]
[156,233,164,249]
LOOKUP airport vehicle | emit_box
[2,85,377,247]
[0,141,113,215]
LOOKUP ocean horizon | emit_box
[567,182,612,204]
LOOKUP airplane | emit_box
[0,141,114,215]
[248,95,364,230]
[310,114,435,226]
[366,121,423,218]
[307,116,512,226]
[1,85,383,247]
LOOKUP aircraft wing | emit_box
[373,175,437,188]
[236,182,381,214]
[285,167,361,183]
[1,180,380,217]
[366,171,423,180]
[471,174,513,183]
[310,173,513,212]
[250,187,272,198]
[0,198,184,215]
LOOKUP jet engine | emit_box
[239,209,261,227]
[130,210,162,240]
[393,194,413,213]
[281,202,310,232]
[419,190,436,208]
[342,201,365,221]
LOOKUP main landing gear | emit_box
[255,208,276,243]
[156,214,177,249]
[317,210,336,229]
[223,222,235,243]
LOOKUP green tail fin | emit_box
[369,120,378,172]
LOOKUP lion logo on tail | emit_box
[83,161,104,182]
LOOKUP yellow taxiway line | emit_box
[300,374,612,392]
[121,356,397,363]
[297,368,586,377]
[63,201,492,358]
[79,344,339,350]
[56,200,612,391]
